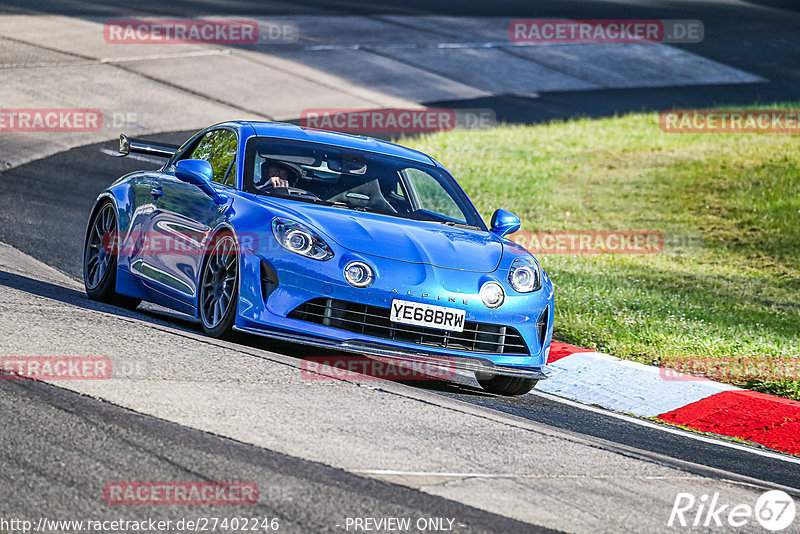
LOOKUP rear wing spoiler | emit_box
[116,134,179,159]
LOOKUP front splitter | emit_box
[234,326,548,380]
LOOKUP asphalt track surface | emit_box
[1,131,799,495]
[3,0,800,124]
[0,377,550,533]
[2,0,800,530]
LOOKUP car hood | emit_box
[289,204,503,273]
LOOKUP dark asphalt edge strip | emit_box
[365,384,800,497]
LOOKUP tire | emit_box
[475,372,538,396]
[198,232,239,338]
[83,201,141,309]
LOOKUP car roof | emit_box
[238,121,437,166]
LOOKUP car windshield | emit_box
[243,137,485,230]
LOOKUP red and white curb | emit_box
[542,342,800,455]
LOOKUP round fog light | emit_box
[344,261,374,288]
[480,282,505,309]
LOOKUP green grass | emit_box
[403,107,800,400]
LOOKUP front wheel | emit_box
[199,233,239,338]
[475,372,538,396]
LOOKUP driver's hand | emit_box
[269,176,289,188]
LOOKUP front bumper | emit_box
[235,241,555,376]
[234,324,548,379]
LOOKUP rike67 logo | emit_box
[669,490,796,531]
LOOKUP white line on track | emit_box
[0,49,233,70]
[303,41,619,51]
[528,389,800,465]
[352,470,700,480]
[97,49,234,65]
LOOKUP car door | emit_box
[140,128,238,311]
[121,171,161,282]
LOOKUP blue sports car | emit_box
[84,121,554,395]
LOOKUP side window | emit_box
[186,129,237,186]
[403,168,465,223]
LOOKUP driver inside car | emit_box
[255,160,301,190]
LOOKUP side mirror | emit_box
[490,209,521,237]
[174,159,227,205]
[175,159,213,185]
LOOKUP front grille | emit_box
[288,298,529,355]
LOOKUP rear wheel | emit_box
[199,233,239,338]
[475,372,538,396]
[83,201,141,309]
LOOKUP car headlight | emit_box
[508,257,541,293]
[344,261,374,288]
[271,217,333,261]
[480,281,505,309]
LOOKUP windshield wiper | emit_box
[441,221,481,230]
[264,190,330,206]
[330,201,373,212]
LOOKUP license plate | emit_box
[389,299,466,332]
